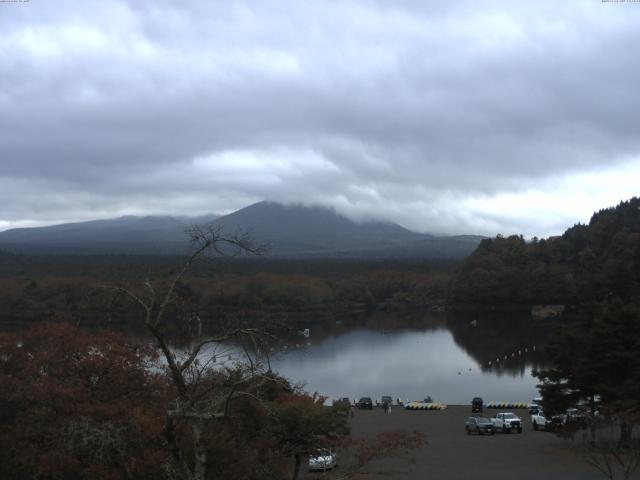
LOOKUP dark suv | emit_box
[472,397,483,413]
[357,397,373,409]
[465,417,495,435]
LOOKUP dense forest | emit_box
[454,197,640,307]
[0,254,454,327]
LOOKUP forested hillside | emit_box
[0,254,454,326]
[454,198,640,306]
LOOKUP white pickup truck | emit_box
[491,412,523,433]
[531,410,550,430]
[532,409,585,431]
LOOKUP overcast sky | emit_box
[1,0,639,237]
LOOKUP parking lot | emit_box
[302,405,627,479]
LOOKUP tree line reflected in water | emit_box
[255,311,551,404]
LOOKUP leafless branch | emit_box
[105,224,270,480]
[579,413,640,480]
[178,328,258,373]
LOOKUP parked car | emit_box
[465,416,495,435]
[545,408,587,431]
[491,412,523,433]
[472,397,483,413]
[308,449,338,472]
[357,397,373,409]
[381,395,393,408]
[531,409,550,430]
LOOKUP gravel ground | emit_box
[302,405,638,480]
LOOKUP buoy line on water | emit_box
[485,345,537,368]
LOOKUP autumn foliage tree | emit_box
[0,320,354,480]
[0,323,168,480]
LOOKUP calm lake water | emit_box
[175,312,545,405]
[268,323,542,405]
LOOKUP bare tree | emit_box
[578,412,640,480]
[112,224,271,480]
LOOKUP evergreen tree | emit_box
[535,302,640,416]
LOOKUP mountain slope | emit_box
[0,215,218,253]
[0,202,483,259]
[211,201,427,255]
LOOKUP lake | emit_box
[234,312,550,405]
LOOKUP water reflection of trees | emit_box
[283,310,552,377]
[112,309,555,379]
[446,310,551,376]
[265,311,449,352]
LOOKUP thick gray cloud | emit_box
[1,0,640,236]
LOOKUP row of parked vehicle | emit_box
[530,407,588,430]
[466,396,591,435]
[465,412,523,435]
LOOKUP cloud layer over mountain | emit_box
[2,0,639,236]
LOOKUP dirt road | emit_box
[303,405,633,479]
